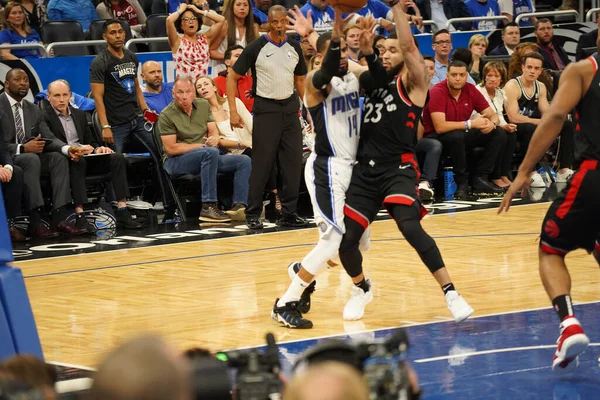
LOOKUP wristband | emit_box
[464,120,469,130]
[467,120,472,129]
[203,10,209,17]
[3,164,13,173]
[102,125,111,129]
[237,141,241,149]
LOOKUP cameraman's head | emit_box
[283,361,369,400]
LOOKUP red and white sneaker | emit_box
[552,317,589,373]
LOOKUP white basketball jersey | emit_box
[306,73,361,161]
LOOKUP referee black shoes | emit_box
[246,217,263,229]
[277,214,308,227]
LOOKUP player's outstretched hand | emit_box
[331,7,353,40]
[287,5,312,37]
[358,16,376,55]
[498,172,530,214]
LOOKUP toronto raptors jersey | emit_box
[358,74,423,159]
[306,73,361,160]
[574,55,600,161]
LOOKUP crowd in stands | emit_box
[0,0,591,244]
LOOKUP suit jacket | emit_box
[538,41,570,71]
[0,92,66,156]
[44,105,99,148]
[416,0,472,32]
[576,28,598,61]
[489,44,509,56]
[0,111,13,167]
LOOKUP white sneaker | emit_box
[418,181,434,200]
[555,169,574,183]
[445,291,474,323]
[530,172,546,188]
[343,280,373,321]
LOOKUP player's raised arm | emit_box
[358,17,388,90]
[391,0,429,94]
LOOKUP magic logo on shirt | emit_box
[330,92,359,115]
[111,62,137,94]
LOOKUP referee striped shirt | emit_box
[232,35,307,100]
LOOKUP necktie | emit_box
[14,103,25,144]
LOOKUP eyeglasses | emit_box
[434,40,451,46]
[182,17,198,22]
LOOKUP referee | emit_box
[227,5,308,230]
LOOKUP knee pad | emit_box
[302,227,343,276]
[339,217,365,254]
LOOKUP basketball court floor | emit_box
[12,194,600,398]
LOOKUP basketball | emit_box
[329,0,368,14]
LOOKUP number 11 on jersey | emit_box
[347,114,358,137]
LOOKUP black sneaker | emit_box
[116,208,143,229]
[246,217,263,229]
[200,203,231,223]
[277,214,308,227]
[298,281,316,314]
[75,214,96,234]
[271,299,313,329]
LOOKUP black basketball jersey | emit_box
[574,55,600,161]
[358,75,423,159]
[510,76,541,119]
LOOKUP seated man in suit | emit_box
[45,80,142,230]
[489,22,520,56]
[0,115,25,242]
[2,68,86,238]
[576,17,599,61]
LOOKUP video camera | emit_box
[294,328,419,400]
[215,333,283,400]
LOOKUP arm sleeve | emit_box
[89,56,106,83]
[311,39,341,90]
[359,53,389,91]
[232,41,258,76]
[0,30,11,44]
[292,40,308,76]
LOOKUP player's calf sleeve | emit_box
[301,228,343,276]
[339,218,366,278]
[392,205,445,273]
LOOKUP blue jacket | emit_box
[35,90,96,112]
[47,0,99,32]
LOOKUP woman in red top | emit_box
[96,0,147,37]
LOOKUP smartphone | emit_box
[144,110,158,124]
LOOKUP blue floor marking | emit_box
[268,302,600,399]
[24,232,539,279]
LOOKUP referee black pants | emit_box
[247,96,303,219]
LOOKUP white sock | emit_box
[277,274,311,307]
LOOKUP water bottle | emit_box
[444,167,457,199]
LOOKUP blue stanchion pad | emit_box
[0,266,43,359]
[0,186,13,264]
[0,299,16,360]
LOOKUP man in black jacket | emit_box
[0,111,25,242]
[415,0,472,32]
[535,18,570,71]
[45,79,142,230]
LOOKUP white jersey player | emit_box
[271,9,373,329]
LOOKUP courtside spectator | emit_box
[473,61,517,189]
[0,2,42,60]
[253,0,270,28]
[415,0,472,32]
[422,61,506,197]
[283,362,370,400]
[15,0,47,33]
[0,114,24,242]
[300,0,334,30]
[1,68,86,237]
[167,2,224,81]
[468,34,488,82]
[465,0,501,31]
[430,30,476,86]
[299,33,317,68]
[344,23,364,69]
[489,22,520,55]
[213,45,254,112]
[96,0,147,37]
[0,354,57,400]
[90,19,170,207]
[424,55,435,77]
[504,52,574,186]
[534,18,569,72]
[210,0,258,74]
[159,76,251,222]
[47,0,98,32]
[576,15,599,61]
[498,0,536,27]
[88,334,192,400]
[45,79,143,231]
[142,60,174,113]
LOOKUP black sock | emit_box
[29,208,42,227]
[442,283,455,295]
[292,262,301,274]
[552,295,574,322]
[355,278,370,293]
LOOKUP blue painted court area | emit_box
[273,302,600,399]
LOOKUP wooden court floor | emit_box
[14,203,600,368]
